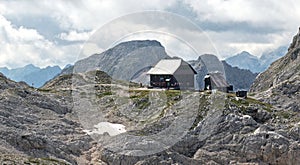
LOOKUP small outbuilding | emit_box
[147,58,197,90]
[236,90,248,98]
[204,72,231,92]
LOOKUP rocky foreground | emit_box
[0,72,93,164]
[0,68,299,164]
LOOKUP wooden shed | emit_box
[147,59,197,90]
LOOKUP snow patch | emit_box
[83,122,126,136]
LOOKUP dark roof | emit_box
[206,72,229,88]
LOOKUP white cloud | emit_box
[77,11,219,62]
[176,0,300,57]
[0,15,44,43]
[204,29,294,59]
[0,0,182,69]
[184,0,300,26]
[58,30,94,41]
[0,0,177,31]
[0,14,80,68]
[0,0,299,68]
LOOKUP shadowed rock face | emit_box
[222,61,258,91]
[250,28,300,111]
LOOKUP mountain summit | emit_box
[225,47,287,73]
[225,51,261,73]
[70,40,168,81]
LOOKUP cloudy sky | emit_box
[0,0,299,69]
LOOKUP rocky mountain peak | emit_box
[289,27,300,51]
[197,54,225,74]
[115,40,163,49]
[72,40,169,80]
[236,51,258,59]
[100,40,164,59]
[225,51,261,73]
[24,64,38,69]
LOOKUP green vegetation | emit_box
[231,97,249,107]
[227,93,273,113]
[37,88,52,92]
[275,110,299,123]
[247,97,273,112]
[128,89,182,110]
[96,91,112,98]
[278,111,292,119]
[225,92,300,124]
[0,155,68,165]
[26,157,68,164]
[129,90,150,99]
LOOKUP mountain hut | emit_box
[147,59,197,90]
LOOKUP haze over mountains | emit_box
[0,65,61,88]
[225,46,287,73]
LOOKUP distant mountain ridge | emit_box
[225,46,287,73]
[0,64,61,88]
